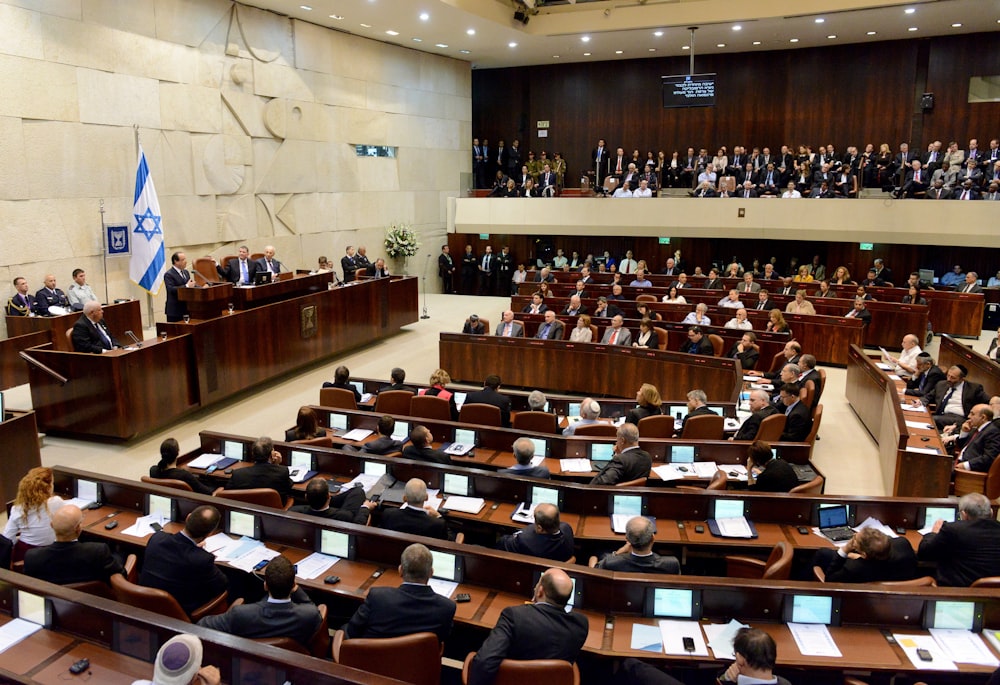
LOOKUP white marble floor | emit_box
[4,293,992,498]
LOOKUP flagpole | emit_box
[99,199,110,304]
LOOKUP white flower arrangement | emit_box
[384,223,420,259]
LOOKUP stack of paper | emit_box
[651,464,689,481]
[428,579,458,598]
[342,428,373,441]
[630,624,663,652]
[855,517,897,538]
[658,620,709,656]
[295,552,339,580]
[121,513,166,539]
[788,622,842,657]
[894,634,958,670]
[187,453,224,469]
[0,619,42,654]
[442,496,486,514]
[691,462,720,478]
[715,517,754,538]
[930,629,999,666]
[703,619,748,659]
[560,458,593,473]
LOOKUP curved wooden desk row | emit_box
[439,333,742,402]
[177,271,332,319]
[939,334,1000,398]
[0,569,389,685]
[50,467,1000,679]
[845,345,952,498]
[298,406,815,472]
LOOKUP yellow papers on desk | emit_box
[658,620,709,656]
[788,622,842,657]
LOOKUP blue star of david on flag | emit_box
[128,145,167,294]
[133,207,162,242]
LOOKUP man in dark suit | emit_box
[225,436,293,500]
[591,297,622,319]
[344,543,456,642]
[71,301,121,353]
[461,245,478,295]
[214,245,257,285]
[678,389,718,435]
[34,274,70,313]
[918,493,1000,586]
[746,440,798,492]
[753,290,776,311]
[290,479,373,523]
[560,295,587,317]
[438,245,455,293]
[465,374,512,428]
[25,505,123,585]
[534,310,564,340]
[592,139,610,186]
[139,505,228,616]
[920,364,991,429]
[164,251,195,322]
[497,504,574,562]
[844,297,872,327]
[590,423,651,485]
[948,404,1000,473]
[733,390,779,441]
[478,245,496,295]
[379,479,449,540]
[494,310,524,338]
[5,277,36,316]
[813,528,918,583]
[256,245,283,276]
[339,245,359,282]
[496,246,514,293]
[357,415,405,455]
[383,368,415,394]
[498,438,550,479]
[958,271,984,294]
[778,383,812,441]
[198,555,321,646]
[402,425,451,465]
[468,568,588,685]
[595,516,679,574]
[680,326,714,355]
[904,353,946,396]
[702,268,723,290]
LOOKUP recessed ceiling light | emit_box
[789,38,799,43]
[827,35,837,39]
[413,37,422,42]
[330,14,343,20]
[385,30,399,36]
[908,27,918,31]
[732,25,741,31]
[435,43,448,48]
[466,28,475,35]
[815,18,825,24]
[648,48,655,52]
[681,45,690,50]
[752,41,761,45]
[300,5,312,10]
[360,23,372,28]
[419,12,429,21]
[717,43,726,47]
[583,52,591,56]
[615,50,623,54]
[904,7,916,13]
[867,31,877,35]
[952,23,962,27]
[553,55,560,58]
[581,35,591,42]
[459,50,470,54]
[654,30,663,37]
[508,42,518,48]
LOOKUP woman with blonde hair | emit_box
[570,314,593,343]
[3,467,63,561]
[419,368,458,420]
[626,383,663,425]
[792,265,813,283]
[766,309,791,334]
[830,266,854,285]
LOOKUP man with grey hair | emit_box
[499,438,550,479]
[601,314,632,345]
[960,271,983,294]
[590,423,651,485]
[256,245,282,275]
[595,516,679,574]
[527,390,547,411]
[71,301,121,353]
[681,302,711,326]
[379,478,448,540]
[732,389,779,441]
[904,353,945,397]
[918,492,1000,586]
[944,404,1000,472]
[562,398,601,437]
[677,389,717,436]
[344,543,456,641]
[497,503,574,561]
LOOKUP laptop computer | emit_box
[791,463,818,482]
[252,271,272,285]
[817,504,854,542]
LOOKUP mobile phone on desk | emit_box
[916,648,932,662]
[205,464,218,474]
[682,637,695,652]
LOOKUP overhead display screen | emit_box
[662,74,716,108]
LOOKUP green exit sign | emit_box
[658,237,671,245]
[479,233,490,239]
[860,242,874,251]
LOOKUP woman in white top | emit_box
[569,314,593,343]
[4,467,63,562]
[633,318,659,349]
[661,286,687,304]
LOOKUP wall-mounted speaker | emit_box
[920,93,934,110]
[513,10,529,25]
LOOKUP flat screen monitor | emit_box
[644,588,702,619]
[222,439,244,461]
[76,479,102,505]
[567,402,581,418]
[919,505,957,529]
[664,405,686,421]
[454,428,476,446]
[918,268,935,284]
[709,498,746,519]
[707,405,725,416]
[429,549,463,582]
[226,510,261,540]
[453,391,468,408]
[783,594,841,626]
[144,493,177,522]
[330,413,348,431]
[349,380,364,396]
[661,73,716,108]
[252,271,272,285]
[443,472,472,496]
[528,485,562,508]
[668,445,698,464]
[610,494,643,516]
[814,503,854,526]
[527,437,549,457]
[923,601,983,631]
[589,442,615,461]
[15,590,51,627]
[817,504,849,529]
[363,460,387,477]
[113,621,158,663]
[316,529,355,559]
[391,420,409,441]
[289,450,314,471]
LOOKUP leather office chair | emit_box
[66,553,138,599]
[459,403,502,427]
[588,324,598,341]
[464,317,491,335]
[953,453,1000,500]
[680,414,725,439]
[249,252,265,261]
[879,576,936,587]
[707,334,724,357]
[64,328,73,347]
[753,414,786,442]
[332,630,442,685]
[319,387,358,410]
[635,294,657,303]
[572,423,617,437]
[971,576,1000,588]
[725,541,792,580]
[140,476,194,492]
[512,411,558,434]
[291,435,333,448]
[462,653,579,685]
[410,395,452,421]
[636,414,675,438]
[653,327,668,350]
[805,404,823,451]
[374,389,414,415]
[800,383,816,411]
[789,475,824,495]
[616,477,647,487]
[230,599,330,658]
[676,469,727,492]
[193,258,222,285]
[767,350,787,374]
[213,486,293,510]
[111,574,227,622]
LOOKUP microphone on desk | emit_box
[190,267,217,285]
[124,330,143,348]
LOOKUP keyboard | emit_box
[820,526,855,542]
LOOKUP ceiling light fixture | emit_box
[789,38,799,42]
[460,50,470,54]
[615,50,623,54]
[815,18,825,23]
[827,34,837,39]
[330,14,343,20]
[553,55,560,58]
[583,52,591,56]
[654,30,663,37]
[435,43,448,48]
[681,45,690,50]
[908,26,918,31]
[867,30,877,35]
[300,4,311,10]
[360,23,372,28]
[467,28,475,35]
[717,43,726,47]
[752,41,761,45]
[419,12,429,21]
[581,35,591,42]
[413,38,422,42]
[904,7,915,13]
[508,42,518,47]
[648,48,655,52]
[951,23,962,27]
[385,30,399,35]
[732,25,741,31]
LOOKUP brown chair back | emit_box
[319,387,358,410]
[572,423,617,437]
[249,252,264,261]
[66,580,114,599]
[762,541,793,580]
[707,469,728,490]
[805,404,823,450]
[880,576,937,587]
[410,395,452,421]
[635,294,657,303]
[707,334,724,356]
[140,476,194,492]
[616,477,646,487]
[462,653,579,685]
[653,327,668,350]
[252,605,328,657]
[333,630,442,685]
[512,411,559,434]
[754,414,786,442]
[767,350,786,373]
[588,324,598,341]
[111,574,191,622]
[954,453,1000,500]
[800,382,816,411]
[374,390,414,415]
[789,475,824,495]
[193,258,222,285]
[680,414,725,439]
[636,414,674,438]
[971,576,1000,588]
[213,487,285,509]
[460,403,502,427]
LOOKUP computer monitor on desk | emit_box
[316,529,355,560]
[145,493,178,522]
[226,510,261,540]
[783,594,841,626]
[429,549,463,583]
[644,588,702,620]
[252,271,272,285]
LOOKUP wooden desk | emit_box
[0,331,49,391]
[439,333,741,403]
[0,411,41,504]
[6,300,143,353]
[845,345,952,497]
[939,333,1000,398]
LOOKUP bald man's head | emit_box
[536,568,574,607]
[51,504,84,542]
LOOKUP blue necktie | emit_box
[940,387,955,412]
[240,260,248,283]
[539,324,550,339]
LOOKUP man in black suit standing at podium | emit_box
[164,251,195,322]
[71,302,120,353]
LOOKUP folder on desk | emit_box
[213,457,239,469]
[708,517,758,539]
[442,442,475,456]
[288,467,317,483]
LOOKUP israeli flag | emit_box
[128,145,166,294]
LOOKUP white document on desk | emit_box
[529,456,545,467]
[121,513,166,539]
[295,552,340,580]
[658,619,709,656]
[906,446,940,455]
[228,544,280,573]
[905,420,934,430]
[202,532,235,555]
[788,622,842,657]
[630,623,663,652]
[512,502,536,524]
[215,536,263,562]
[690,461,719,478]
[560,458,593,473]
[854,517,897,538]
[442,496,486,514]
[900,403,927,412]
[651,465,688,481]
[0,618,42,654]
[895,634,958,670]
[341,473,382,491]
[187,453,223,469]
[428,578,458,598]
[715,517,753,538]
[930,629,1000,666]
[342,428,373,441]
[703,619,748,660]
